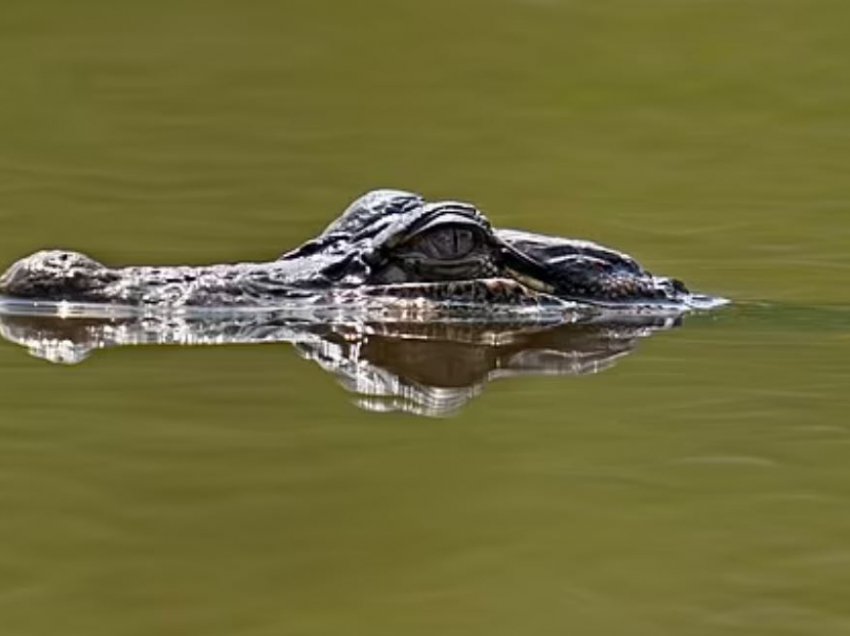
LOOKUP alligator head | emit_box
[0,189,722,312]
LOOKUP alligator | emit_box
[0,189,723,314]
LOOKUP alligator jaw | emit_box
[329,278,580,313]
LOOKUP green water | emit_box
[1,1,849,634]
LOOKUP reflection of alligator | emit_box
[0,311,680,417]
[0,189,723,312]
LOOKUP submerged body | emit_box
[0,190,718,312]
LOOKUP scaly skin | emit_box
[0,189,702,310]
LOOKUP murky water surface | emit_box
[1,1,849,634]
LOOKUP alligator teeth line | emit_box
[505,268,555,294]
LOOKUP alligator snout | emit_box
[0,250,117,300]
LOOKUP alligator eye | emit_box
[411,226,479,260]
